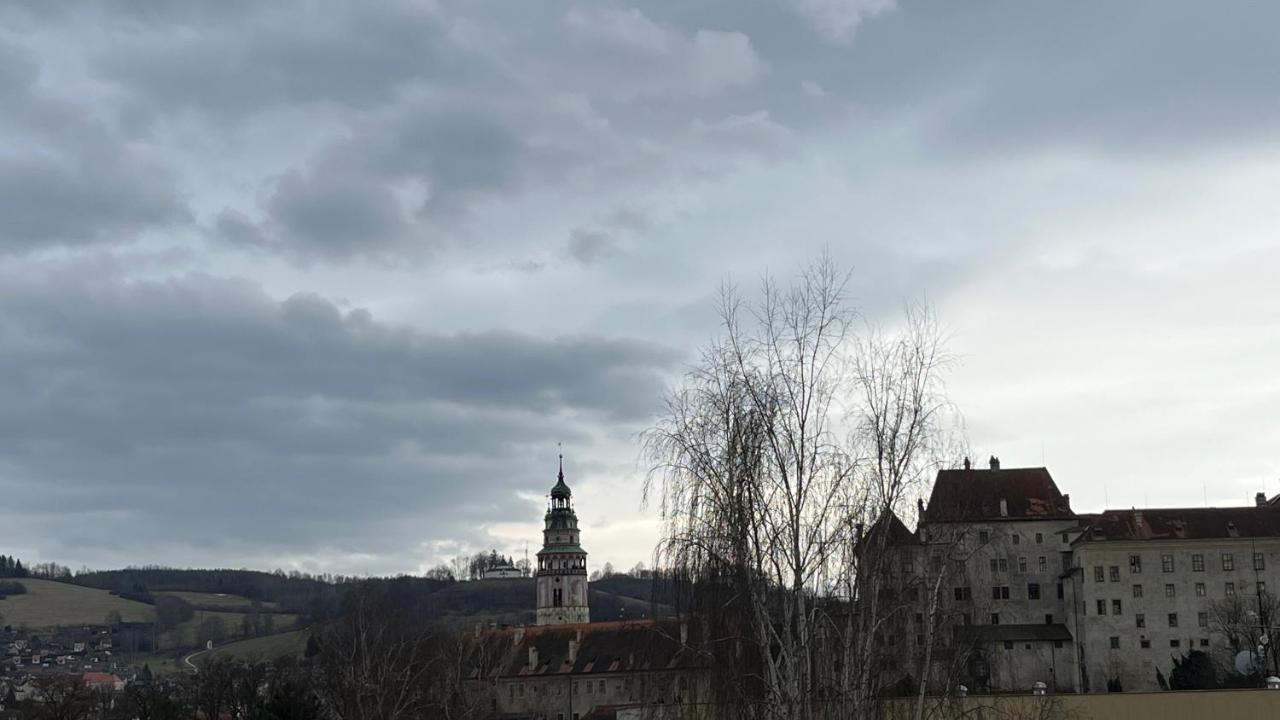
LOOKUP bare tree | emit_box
[1208,589,1280,680]
[644,256,959,720]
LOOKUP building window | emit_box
[1004,640,1014,650]
[1038,556,1048,573]
[1012,533,1020,545]
[1226,582,1236,597]
[991,586,1010,600]
[1192,554,1204,572]
[1110,636,1120,649]
[1096,599,1107,616]
[1136,613,1145,628]
[1094,566,1105,582]
[1028,583,1040,600]
[979,530,990,544]
[1057,582,1064,599]
[1129,555,1142,574]
[1109,566,1120,582]
[1133,584,1143,598]
[1165,584,1176,598]
[1170,639,1181,648]
[1045,613,1054,624]
[1255,553,1266,571]
[1055,640,1064,648]
[1198,612,1208,628]
[915,612,924,625]
[1036,533,1044,544]
[916,634,924,646]
[954,587,972,601]
[1168,613,1178,628]
[999,558,1008,572]
[989,559,998,573]
[1161,554,1174,572]
[1223,553,1235,571]
[1195,582,1206,597]
[1112,599,1122,615]
[991,613,1000,625]
[1141,639,1151,648]
[1200,638,1209,647]
[1019,557,1028,573]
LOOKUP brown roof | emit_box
[466,620,702,679]
[922,467,1073,522]
[1078,506,1280,543]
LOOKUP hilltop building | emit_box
[536,456,590,626]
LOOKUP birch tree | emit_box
[644,256,959,720]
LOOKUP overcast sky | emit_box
[2,1,1278,577]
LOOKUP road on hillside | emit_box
[183,645,214,672]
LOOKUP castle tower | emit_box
[535,455,590,625]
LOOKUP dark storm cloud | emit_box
[0,268,676,567]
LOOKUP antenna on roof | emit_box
[1104,486,1110,509]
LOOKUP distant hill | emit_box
[0,579,155,629]
[198,629,310,666]
[74,568,341,616]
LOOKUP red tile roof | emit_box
[923,467,1073,522]
[1078,506,1280,542]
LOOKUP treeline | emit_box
[0,555,27,578]
[74,568,347,618]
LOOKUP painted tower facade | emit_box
[535,457,590,625]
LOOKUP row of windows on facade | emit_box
[539,557,586,571]
[975,530,1067,546]
[913,611,1061,629]
[983,555,1068,574]
[1093,552,1264,580]
[1094,582,1265,612]
[1108,636,1211,650]
[952,582,1065,602]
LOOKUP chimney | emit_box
[1258,492,1268,507]
[999,499,1008,517]
[963,456,971,471]
[1133,510,1144,529]
[917,498,925,517]
[513,626,525,645]
[568,638,578,664]
[1062,494,1071,509]
[474,622,482,639]
[528,645,538,670]
[680,622,689,646]
[989,456,1000,471]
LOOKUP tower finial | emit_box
[558,442,564,482]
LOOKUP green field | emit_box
[199,629,310,666]
[157,610,300,650]
[0,579,156,628]
[155,590,279,611]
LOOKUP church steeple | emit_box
[535,453,589,626]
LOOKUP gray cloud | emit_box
[3,0,1280,574]
[0,268,676,569]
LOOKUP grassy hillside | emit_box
[0,579,155,629]
[157,610,300,650]
[155,590,280,612]
[199,629,309,666]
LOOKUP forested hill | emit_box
[66,568,671,626]
[73,568,351,615]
